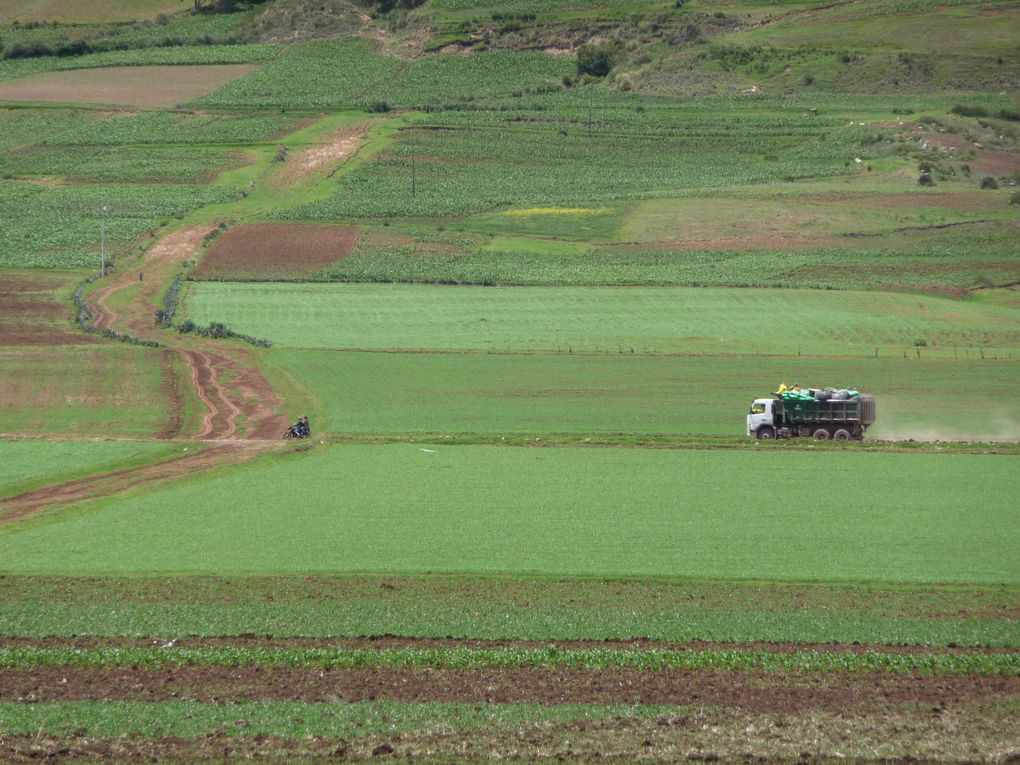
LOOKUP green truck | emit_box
[746,393,876,440]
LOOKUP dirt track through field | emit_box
[86,225,288,442]
[0,224,293,521]
[0,444,268,522]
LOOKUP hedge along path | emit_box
[86,224,288,442]
[0,226,291,523]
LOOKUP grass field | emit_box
[0,346,177,438]
[0,444,1016,583]
[3,575,1016,645]
[0,440,176,500]
[266,350,1020,440]
[187,283,1020,357]
[2,1,1019,760]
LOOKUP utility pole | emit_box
[411,129,417,200]
[587,87,594,137]
[99,201,107,277]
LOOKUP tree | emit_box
[577,42,619,78]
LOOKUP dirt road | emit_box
[87,224,288,442]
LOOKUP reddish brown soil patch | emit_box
[0,272,96,346]
[0,66,258,108]
[2,665,1017,711]
[192,223,359,279]
[918,132,1020,177]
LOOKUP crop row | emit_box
[42,111,301,146]
[280,123,868,219]
[0,146,245,183]
[0,43,278,82]
[1,11,258,62]
[193,38,572,110]
[0,180,236,269]
[1,646,1015,675]
[191,38,402,110]
[469,85,1016,119]
[313,241,1019,291]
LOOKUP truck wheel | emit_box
[833,429,852,441]
[756,427,775,440]
[812,428,830,441]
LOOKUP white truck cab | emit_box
[746,398,775,438]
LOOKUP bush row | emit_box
[178,319,271,348]
[154,275,183,328]
[71,273,162,348]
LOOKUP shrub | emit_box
[577,42,620,78]
[980,176,999,189]
[997,109,1020,122]
[1010,191,1020,206]
[918,172,934,186]
[365,100,391,113]
[951,104,988,118]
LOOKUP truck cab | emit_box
[747,398,775,439]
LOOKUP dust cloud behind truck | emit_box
[747,389,876,441]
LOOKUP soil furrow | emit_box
[1,636,1015,655]
[2,666,1017,710]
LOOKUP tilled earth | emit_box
[1,637,1018,763]
[4,665,1019,710]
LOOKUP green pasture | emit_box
[0,700,667,740]
[0,440,176,500]
[186,283,1020,357]
[618,190,1015,242]
[0,346,177,438]
[0,444,1017,584]
[2,575,1016,645]
[728,2,1020,58]
[268,350,1020,440]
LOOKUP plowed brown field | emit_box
[0,271,95,346]
[192,223,359,279]
[0,65,258,108]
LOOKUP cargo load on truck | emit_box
[746,383,876,441]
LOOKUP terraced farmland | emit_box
[0,0,1018,762]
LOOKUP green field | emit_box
[266,350,1020,440]
[2,575,1016,645]
[187,283,1020,357]
[0,346,179,438]
[1,444,1016,583]
[0,440,175,499]
[1,0,1019,759]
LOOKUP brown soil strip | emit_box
[0,445,262,523]
[269,122,367,188]
[156,350,184,440]
[191,222,359,279]
[0,273,96,346]
[2,636,1015,656]
[0,65,259,109]
[3,666,1017,711]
